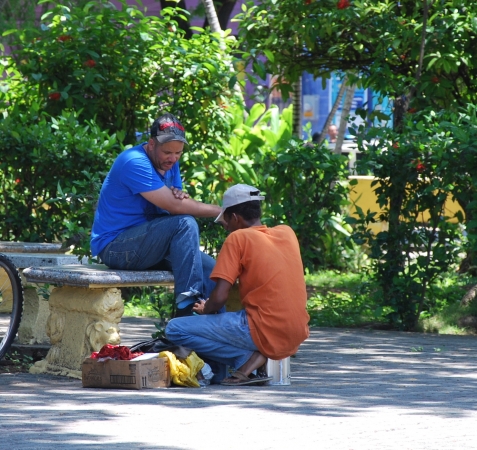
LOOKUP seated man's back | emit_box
[212,224,309,360]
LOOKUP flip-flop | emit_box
[220,370,273,386]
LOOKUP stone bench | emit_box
[0,241,68,254]
[0,245,84,345]
[23,264,174,379]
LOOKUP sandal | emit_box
[221,370,273,386]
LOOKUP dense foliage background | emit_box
[3,0,477,331]
[0,0,350,270]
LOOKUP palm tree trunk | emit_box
[334,83,356,155]
[202,0,223,38]
[201,0,243,100]
[317,74,348,146]
[292,76,303,137]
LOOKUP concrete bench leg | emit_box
[30,286,124,379]
[3,271,56,344]
[17,285,51,345]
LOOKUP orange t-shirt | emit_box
[210,225,310,360]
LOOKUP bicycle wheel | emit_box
[0,253,23,359]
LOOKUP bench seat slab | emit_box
[23,264,175,288]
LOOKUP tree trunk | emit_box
[292,76,302,137]
[202,0,222,36]
[201,0,244,101]
[456,197,477,275]
[334,83,355,155]
[461,284,477,306]
[203,0,237,31]
[317,74,348,147]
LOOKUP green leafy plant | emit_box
[1,350,34,374]
[191,102,353,270]
[122,285,175,338]
[350,108,466,330]
[220,0,477,331]
[305,270,389,327]
[5,0,241,146]
[0,0,245,254]
[0,107,120,244]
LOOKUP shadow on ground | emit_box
[1,327,477,448]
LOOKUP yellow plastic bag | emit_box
[159,350,205,388]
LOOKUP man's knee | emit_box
[178,215,199,234]
[165,318,182,341]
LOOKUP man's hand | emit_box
[170,186,190,200]
[192,299,207,314]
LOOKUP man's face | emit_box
[221,212,240,233]
[147,139,184,172]
[328,125,338,140]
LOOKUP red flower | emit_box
[408,107,417,114]
[304,0,312,4]
[48,92,61,101]
[58,35,72,42]
[84,59,96,68]
[412,159,425,172]
[431,76,440,84]
[15,178,21,183]
[414,159,425,172]
[337,0,350,8]
[392,142,399,149]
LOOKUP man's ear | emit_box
[235,213,248,229]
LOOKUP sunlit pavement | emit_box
[1,317,477,449]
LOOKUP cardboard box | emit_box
[82,356,170,389]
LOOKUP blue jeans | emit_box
[99,215,216,302]
[165,309,258,382]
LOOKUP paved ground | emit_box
[2,317,477,449]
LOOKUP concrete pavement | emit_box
[1,317,477,449]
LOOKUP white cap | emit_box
[215,184,265,223]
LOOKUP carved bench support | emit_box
[17,284,51,344]
[23,264,174,379]
[0,250,83,344]
[30,286,123,379]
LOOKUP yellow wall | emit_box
[347,176,464,233]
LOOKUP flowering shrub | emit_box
[237,0,477,329]
[0,0,242,252]
[0,107,119,244]
[337,0,350,9]
[350,106,477,330]
[83,59,96,68]
[5,0,240,147]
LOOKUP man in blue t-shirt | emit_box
[91,113,222,317]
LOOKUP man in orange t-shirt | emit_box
[165,184,310,385]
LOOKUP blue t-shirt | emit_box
[90,143,182,256]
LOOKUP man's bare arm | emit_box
[192,278,232,314]
[141,185,221,218]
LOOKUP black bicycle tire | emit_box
[0,253,24,360]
